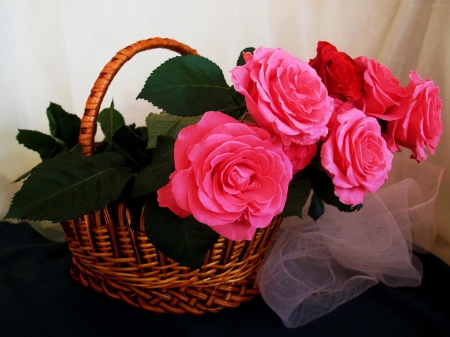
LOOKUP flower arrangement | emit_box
[6,41,442,270]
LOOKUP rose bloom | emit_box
[386,71,443,162]
[283,142,317,174]
[327,98,356,133]
[157,111,292,241]
[355,56,407,120]
[321,108,393,206]
[231,47,333,146]
[309,41,363,101]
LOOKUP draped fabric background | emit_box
[1,0,449,262]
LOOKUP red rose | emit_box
[309,41,363,101]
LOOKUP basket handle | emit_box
[79,37,199,156]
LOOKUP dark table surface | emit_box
[1,221,450,337]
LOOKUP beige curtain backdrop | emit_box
[1,0,449,262]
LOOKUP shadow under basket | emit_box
[61,37,283,314]
[62,202,282,314]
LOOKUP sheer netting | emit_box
[258,154,446,328]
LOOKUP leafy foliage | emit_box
[47,103,80,149]
[308,192,325,221]
[230,86,246,112]
[16,129,64,160]
[280,177,312,218]
[6,152,133,222]
[130,136,175,198]
[307,164,362,213]
[98,100,125,149]
[137,55,239,116]
[146,112,201,149]
[112,124,152,168]
[145,197,219,269]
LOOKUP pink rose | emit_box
[231,47,333,146]
[283,142,317,174]
[157,111,292,241]
[386,71,443,162]
[355,56,407,120]
[327,98,356,133]
[321,108,393,206]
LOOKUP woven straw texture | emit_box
[62,37,283,314]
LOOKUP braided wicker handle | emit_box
[79,37,199,156]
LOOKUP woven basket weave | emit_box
[62,37,282,315]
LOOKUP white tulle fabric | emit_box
[258,154,446,328]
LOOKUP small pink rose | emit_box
[157,111,293,241]
[327,98,356,134]
[355,56,407,120]
[386,71,443,162]
[321,108,393,206]
[283,142,317,174]
[231,47,333,145]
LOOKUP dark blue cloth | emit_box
[1,221,449,337]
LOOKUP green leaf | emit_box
[112,124,152,168]
[239,112,256,124]
[69,143,83,155]
[137,55,238,116]
[308,165,362,213]
[16,129,64,160]
[280,178,312,218]
[135,126,148,142]
[13,172,30,183]
[12,167,39,183]
[98,100,125,149]
[46,103,81,149]
[146,112,201,148]
[144,198,219,269]
[5,152,133,222]
[230,86,246,109]
[236,47,255,66]
[130,136,175,198]
[308,192,324,221]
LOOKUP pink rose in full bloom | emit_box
[321,108,393,206]
[386,71,443,162]
[157,111,293,241]
[355,56,407,120]
[231,47,333,146]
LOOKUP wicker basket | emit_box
[61,37,283,315]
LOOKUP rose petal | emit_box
[157,179,191,218]
[211,220,257,241]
